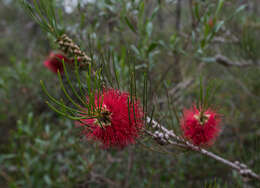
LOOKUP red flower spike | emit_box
[181,106,221,146]
[208,18,214,28]
[44,52,72,75]
[78,89,144,149]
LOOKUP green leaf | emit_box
[216,0,224,17]
[124,16,137,34]
[131,45,140,56]
[0,78,5,89]
[19,0,61,37]
[215,20,224,32]
[146,21,153,37]
[194,3,200,21]
[138,1,145,21]
[234,4,247,15]
[146,42,158,55]
[62,59,86,106]
[199,76,203,107]
[40,80,86,115]
[170,34,177,45]
[151,7,159,20]
[44,175,52,186]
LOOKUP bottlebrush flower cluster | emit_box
[77,89,144,149]
[181,106,221,146]
[44,52,71,74]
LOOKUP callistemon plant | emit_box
[21,0,260,182]
[181,106,221,146]
[77,89,144,149]
[44,52,72,74]
[44,52,88,76]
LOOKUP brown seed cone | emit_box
[57,34,106,87]
[57,34,91,66]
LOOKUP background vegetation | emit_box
[0,0,260,187]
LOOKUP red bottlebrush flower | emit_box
[78,89,144,149]
[208,18,214,28]
[44,52,72,74]
[181,106,221,146]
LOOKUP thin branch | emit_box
[174,0,182,82]
[90,172,119,187]
[146,117,260,181]
[189,0,196,29]
[212,37,239,44]
[156,78,194,105]
[214,54,260,67]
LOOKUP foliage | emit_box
[1,113,91,188]
[1,0,260,187]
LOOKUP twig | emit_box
[124,147,133,188]
[156,78,194,106]
[146,117,260,181]
[189,0,196,29]
[212,37,239,44]
[90,172,119,187]
[174,0,182,82]
[214,54,259,67]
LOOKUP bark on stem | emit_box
[146,117,260,181]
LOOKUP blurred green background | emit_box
[1,0,260,187]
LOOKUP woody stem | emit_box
[146,117,260,181]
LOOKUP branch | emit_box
[90,172,119,187]
[214,54,259,67]
[156,78,194,106]
[146,117,260,181]
[174,0,182,82]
